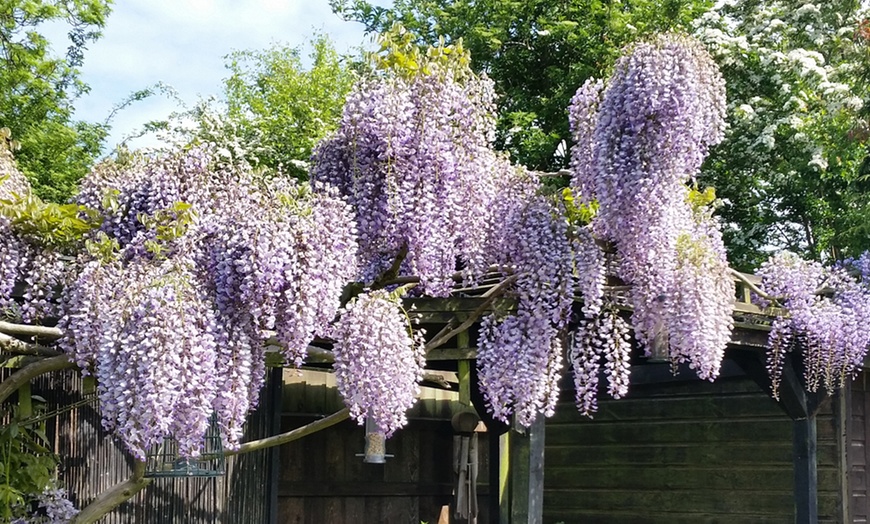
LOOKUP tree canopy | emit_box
[222,35,355,178]
[0,0,112,202]
[696,0,870,269]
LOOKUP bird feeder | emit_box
[144,414,225,478]
[358,416,393,464]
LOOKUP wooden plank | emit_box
[543,488,795,514]
[545,465,802,491]
[551,393,784,423]
[278,481,455,498]
[546,442,811,467]
[547,418,792,445]
[545,510,790,524]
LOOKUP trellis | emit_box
[0,269,830,524]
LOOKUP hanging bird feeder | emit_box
[144,414,225,478]
[358,416,393,464]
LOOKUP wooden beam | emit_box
[469,365,509,523]
[268,368,282,524]
[730,349,772,395]
[458,331,471,407]
[778,356,810,420]
[835,386,851,523]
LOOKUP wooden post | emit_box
[835,387,851,523]
[268,367,282,524]
[509,416,545,524]
[499,431,510,523]
[774,357,818,524]
[458,330,472,407]
[794,414,818,524]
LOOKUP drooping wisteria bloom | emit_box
[331,289,425,435]
[757,252,870,398]
[0,148,31,314]
[477,195,574,426]
[61,147,359,456]
[35,487,79,524]
[311,59,498,295]
[567,33,732,413]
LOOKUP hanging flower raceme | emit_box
[756,252,870,398]
[331,289,425,436]
[310,53,498,296]
[0,149,31,315]
[477,195,574,427]
[567,33,732,413]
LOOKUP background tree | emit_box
[222,35,355,178]
[695,0,870,269]
[331,0,713,170]
[0,0,112,202]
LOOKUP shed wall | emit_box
[543,370,841,524]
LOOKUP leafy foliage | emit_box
[0,405,65,522]
[695,0,870,269]
[0,194,101,252]
[0,0,112,202]
[223,35,355,177]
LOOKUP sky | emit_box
[45,0,388,151]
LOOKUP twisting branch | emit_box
[226,407,351,456]
[424,274,519,352]
[371,244,409,290]
[72,408,353,522]
[0,321,63,339]
[0,354,74,404]
[72,461,151,524]
[0,332,62,357]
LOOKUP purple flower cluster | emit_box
[477,195,574,427]
[61,147,359,456]
[570,309,632,416]
[859,252,870,281]
[311,64,499,295]
[313,59,577,428]
[568,79,605,207]
[0,152,30,315]
[331,289,425,435]
[0,216,25,314]
[35,487,79,523]
[668,214,734,380]
[757,252,870,398]
[572,226,607,318]
[567,34,732,408]
[20,249,66,322]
